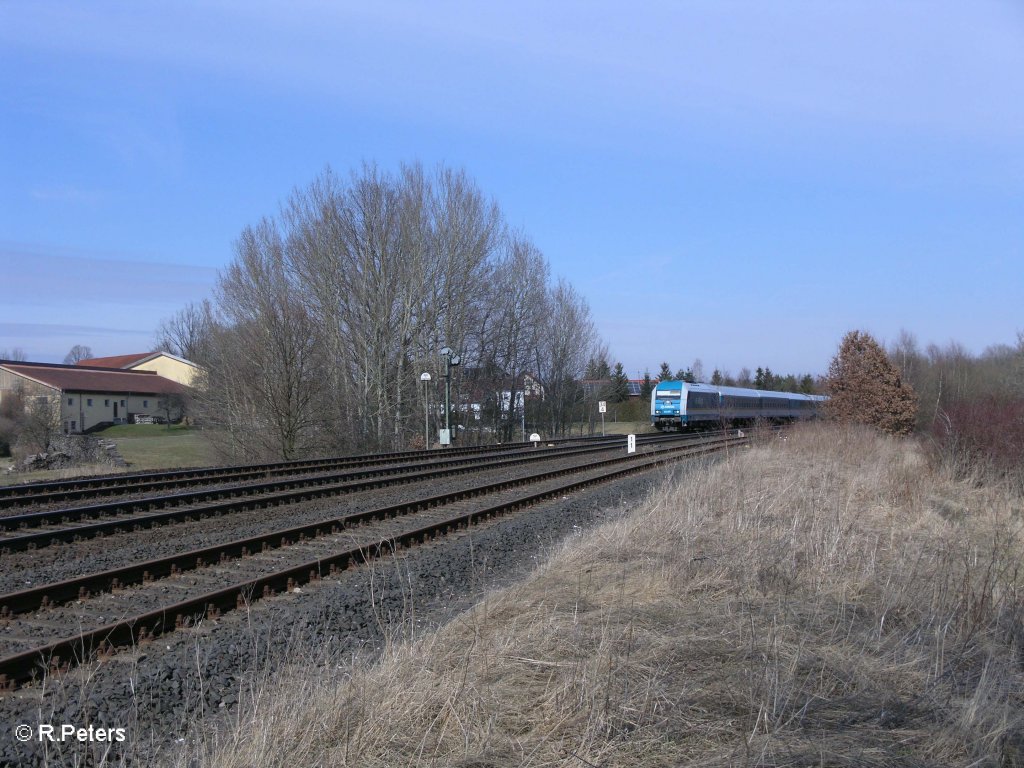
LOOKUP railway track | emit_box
[0,433,641,510]
[0,430,746,689]
[0,433,693,551]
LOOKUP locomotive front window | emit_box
[658,390,681,400]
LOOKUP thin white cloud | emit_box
[3,2,1022,147]
[30,185,104,203]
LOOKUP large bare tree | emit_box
[195,220,323,460]
[185,162,603,458]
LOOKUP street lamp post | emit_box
[420,372,432,448]
[439,347,460,446]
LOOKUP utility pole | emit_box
[420,372,431,448]
[440,347,460,446]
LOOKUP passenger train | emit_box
[651,380,826,431]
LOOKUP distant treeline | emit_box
[888,330,1024,485]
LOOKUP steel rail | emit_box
[0,434,701,551]
[0,433,647,505]
[0,433,745,688]
[0,432,691,515]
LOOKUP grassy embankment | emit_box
[0,424,218,485]
[172,423,1024,767]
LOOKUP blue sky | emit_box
[2,1,1021,378]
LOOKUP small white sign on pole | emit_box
[627,434,636,454]
[529,432,541,447]
[598,401,607,414]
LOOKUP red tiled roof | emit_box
[0,362,189,395]
[76,352,155,368]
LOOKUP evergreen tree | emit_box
[710,369,724,385]
[585,355,611,380]
[640,371,653,398]
[657,362,672,381]
[826,330,918,435]
[610,362,630,402]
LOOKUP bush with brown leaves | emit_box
[826,330,918,435]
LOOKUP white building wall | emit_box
[60,392,181,432]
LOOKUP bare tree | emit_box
[282,162,502,450]
[63,345,93,364]
[15,395,61,454]
[479,234,548,441]
[157,392,188,428]
[195,219,323,460]
[533,278,596,436]
[0,348,27,361]
[691,358,705,384]
[155,301,214,363]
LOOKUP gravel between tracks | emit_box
[0,459,705,768]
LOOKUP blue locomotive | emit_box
[651,380,826,430]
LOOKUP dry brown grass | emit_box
[169,423,1024,767]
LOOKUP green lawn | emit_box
[95,423,195,438]
[601,420,658,435]
[94,424,220,470]
[1,425,220,485]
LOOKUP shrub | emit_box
[933,395,1024,487]
[826,330,918,435]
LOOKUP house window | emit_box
[104,399,110,407]
[68,397,74,405]
[143,399,149,408]
[120,400,125,407]
[87,398,93,407]
[71,420,76,431]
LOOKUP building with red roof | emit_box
[76,351,200,387]
[0,360,190,433]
